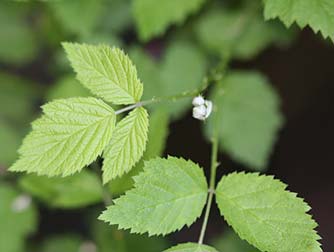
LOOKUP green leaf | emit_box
[0,2,37,64]
[0,184,37,252]
[99,156,208,236]
[0,121,21,167]
[215,172,322,252]
[108,108,169,195]
[129,47,161,102]
[0,72,40,124]
[92,221,169,252]
[46,75,91,101]
[102,107,149,184]
[206,71,283,170]
[195,6,294,60]
[133,0,206,41]
[164,243,218,252]
[63,43,143,105]
[212,228,260,252]
[10,97,116,177]
[263,0,334,42]
[19,170,103,209]
[40,234,82,252]
[159,41,206,118]
[130,41,206,119]
[47,0,103,36]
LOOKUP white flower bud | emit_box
[192,95,205,106]
[192,96,213,121]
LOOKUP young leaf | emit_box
[19,170,103,209]
[263,0,334,42]
[63,43,143,105]
[164,243,218,252]
[133,0,206,41]
[0,184,37,252]
[206,71,283,170]
[102,107,149,184]
[10,97,116,177]
[215,172,322,252]
[99,156,208,236]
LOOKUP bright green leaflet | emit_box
[206,71,283,170]
[0,184,37,252]
[164,243,218,252]
[10,97,116,177]
[215,172,321,252]
[63,43,143,105]
[102,107,149,184]
[133,0,206,41]
[108,108,169,195]
[99,156,208,236]
[263,0,334,42]
[19,170,103,209]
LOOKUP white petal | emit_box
[192,95,205,106]
[204,100,213,119]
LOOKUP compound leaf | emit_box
[99,156,208,236]
[207,71,283,170]
[10,97,116,177]
[133,0,206,41]
[63,42,143,105]
[215,172,322,252]
[102,107,149,184]
[263,0,334,42]
[164,243,219,252]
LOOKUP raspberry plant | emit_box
[4,0,334,251]
[10,42,321,252]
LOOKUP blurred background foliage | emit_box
[0,0,333,251]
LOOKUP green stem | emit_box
[198,136,219,244]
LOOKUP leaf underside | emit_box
[99,156,208,236]
[10,97,116,177]
[215,172,322,252]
